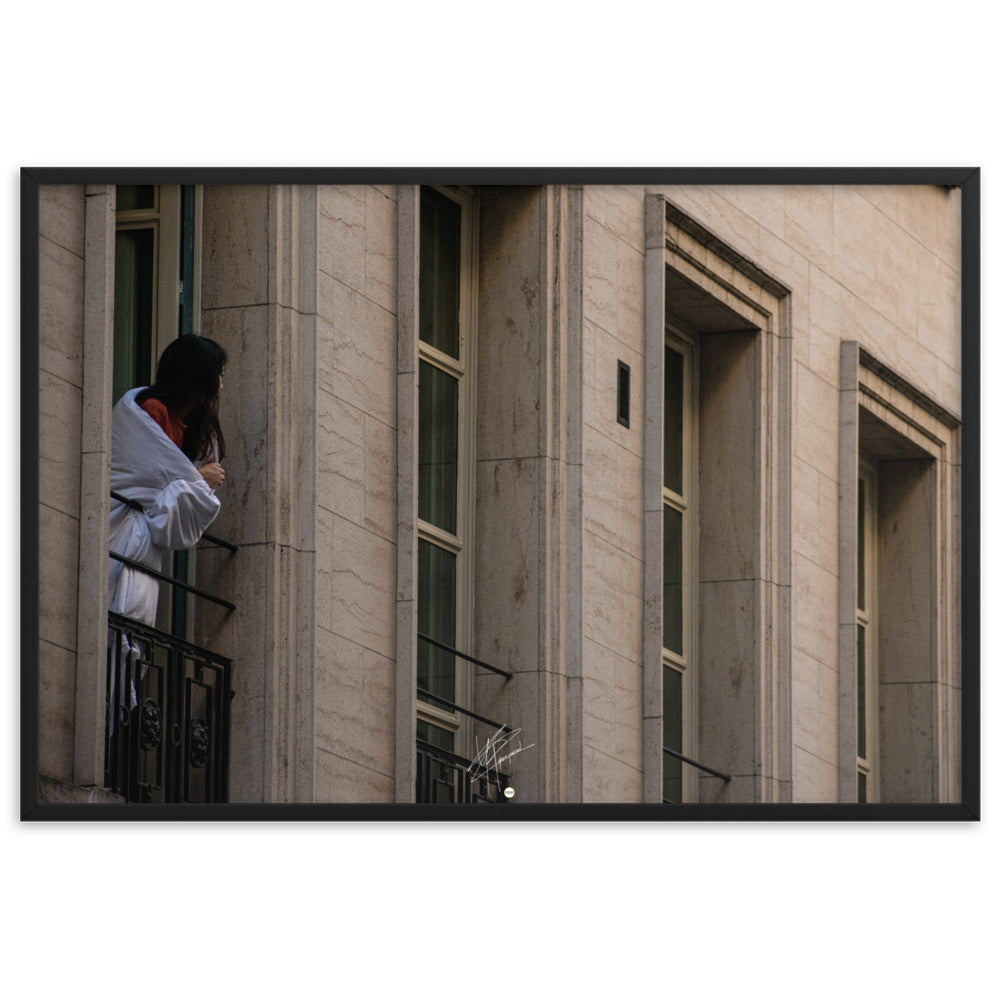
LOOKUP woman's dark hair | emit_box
[137,335,227,462]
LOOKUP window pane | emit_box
[117,185,155,211]
[663,666,683,802]
[664,344,684,494]
[857,624,867,759]
[419,188,461,359]
[858,771,867,804]
[857,476,866,612]
[418,360,459,534]
[113,228,155,403]
[418,539,457,703]
[663,503,683,655]
[417,719,455,754]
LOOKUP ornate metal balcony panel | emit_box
[106,612,232,803]
[416,739,511,805]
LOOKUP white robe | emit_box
[108,388,221,627]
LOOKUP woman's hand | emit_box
[198,462,226,490]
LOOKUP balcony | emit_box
[105,492,236,804]
[106,612,232,803]
[415,633,515,805]
[416,739,512,804]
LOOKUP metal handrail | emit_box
[416,686,513,734]
[109,551,236,612]
[108,610,233,668]
[416,738,512,804]
[416,738,512,784]
[111,490,238,553]
[662,745,732,783]
[417,632,512,679]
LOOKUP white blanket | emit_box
[108,388,221,626]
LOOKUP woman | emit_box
[108,335,228,626]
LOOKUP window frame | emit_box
[113,184,204,639]
[856,456,879,802]
[415,184,478,756]
[661,321,698,803]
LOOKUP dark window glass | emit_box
[417,719,455,753]
[663,503,683,655]
[117,185,155,211]
[858,771,868,804]
[113,227,155,403]
[857,624,867,759]
[418,360,459,534]
[617,361,630,427]
[663,667,683,802]
[417,540,457,703]
[663,344,684,494]
[419,188,461,359]
[857,477,866,612]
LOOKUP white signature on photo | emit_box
[467,725,535,785]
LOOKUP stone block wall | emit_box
[37,185,86,785]
[580,186,647,801]
[313,185,399,801]
[652,184,961,802]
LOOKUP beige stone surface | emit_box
[318,185,366,295]
[39,369,82,519]
[792,553,838,670]
[39,236,84,387]
[364,185,396,311]
[201,186,269,308]
[39,504,79,654]
[879,682,938,803]
[792,745,839,803]
[201,304,271,542]
[320,275,396,429]
[585,325,644,459]
[475,456,540,674]
[809,265,857,389]
[38,639,76,782]
[831,186,876,306]
[314,746,394,803]
[582,530,642,663]
[783,186,834,273]
[326,512,396,660]
[582,743,642,803]
[697,578,757,776]
[584,186,645,252]
[317,393,365,522]
[794,362,840,478]
[364,415,396,541]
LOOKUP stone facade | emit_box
[33,179,964,806]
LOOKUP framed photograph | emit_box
[21,167,980,820]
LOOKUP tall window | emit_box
[114,186,200,402]
[416,187,475,756]
[856,458,879,802]
[662,328,697,802]
[114,184,202,636]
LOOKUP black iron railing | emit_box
[415,634,514,804]
[106,612,233,803]
[662,745,732,804]
[107,493,236,803]
[416,739,513,805]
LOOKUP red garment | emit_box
[140,397,187,451]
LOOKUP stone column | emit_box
[73,185,115,788]
[198,184,317,804]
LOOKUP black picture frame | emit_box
[21,166,981,821]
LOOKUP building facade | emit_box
[34,179,964,806]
